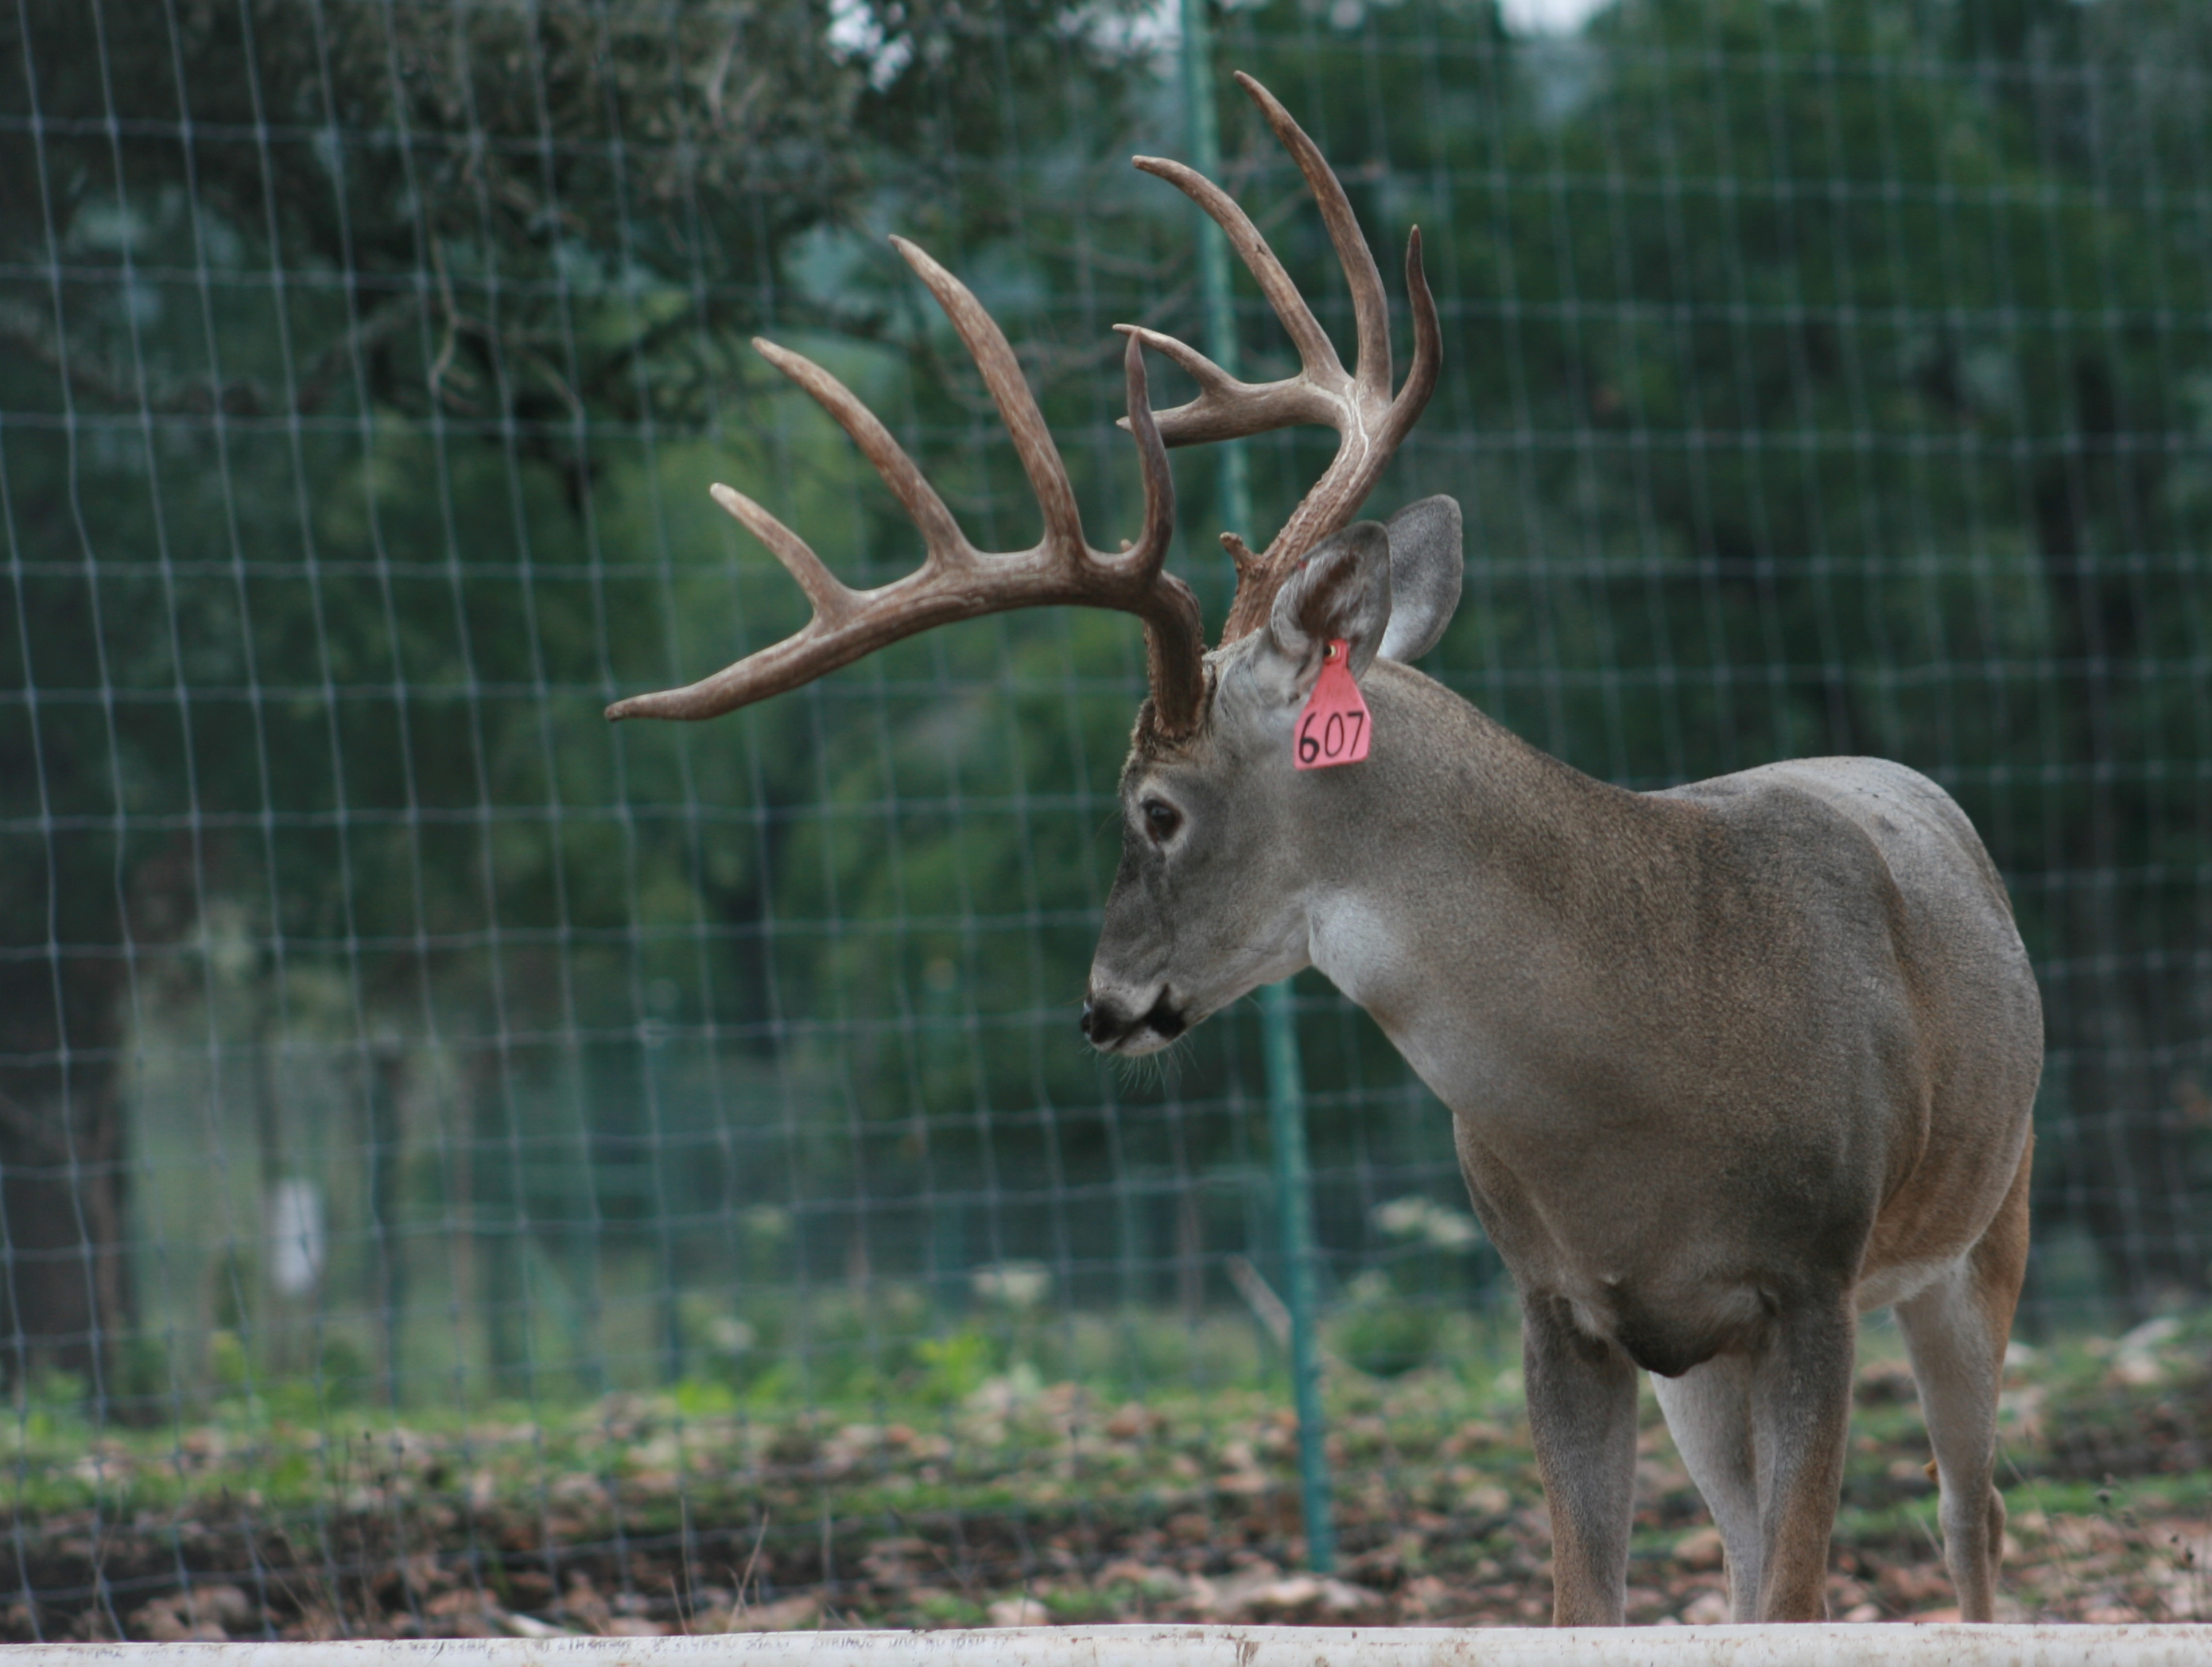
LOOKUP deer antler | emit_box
[1121,72,1440,643]
[606,238,1208,738]
[606,77,1427,735]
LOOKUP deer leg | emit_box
[1651,1355,1764,1619]
[1894,1137,2032,1622]
[1520,1293,1639,1625]
[1747,1292,1856,1620]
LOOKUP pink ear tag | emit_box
[1294,639,1372,770]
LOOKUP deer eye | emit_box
[1141,798,1182,842]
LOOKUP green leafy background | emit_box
[2,0,2207,1418]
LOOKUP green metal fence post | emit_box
[1177,0,1337,1575]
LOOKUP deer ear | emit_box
[1267,519,1394,684]
[1377,495,1462,663]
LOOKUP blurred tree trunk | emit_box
[2042,981,2203,1311]
[0,958,133,1400]
[2030,385,2210,1312]
[364,1044,408,1406]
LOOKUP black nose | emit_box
[1081,991,1183,1047]
[1080,996,1126,1045]
[1141,989,1186,1040]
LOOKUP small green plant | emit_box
[912,1328,995,1405]
[1329,1195,1490,1377]
[207,1329,251,1397]
[1332,1269,1446,1378]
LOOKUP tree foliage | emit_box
[2,0,2207,1401]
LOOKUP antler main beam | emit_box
[604,75,1436,737]
[606,239,1206,737]
[1120,72,1440,643]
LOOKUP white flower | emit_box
[971,1260,1052,1311]
[1372,1195,1482,1250]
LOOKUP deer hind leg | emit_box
[1894,1137,2032,1622]
[1520,1293,1640,1625]
[1747,1292,1857,1620]
[1651,1355,1764,1620]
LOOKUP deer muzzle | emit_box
[1080,987,1187,1053]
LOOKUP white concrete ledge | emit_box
[9,1626,2212,1667]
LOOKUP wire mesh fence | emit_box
[2,0,2210,1642]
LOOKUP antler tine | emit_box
[1120,332,1207,734]
[892,236,1089,566]
[1120,330,1180,580]
[1122,75,1442,643]
[1219,222,1439,639]
[751,336,972,565]
[1131,154,1345,403]
[1111,323,1341,447]
[1234,72,1392,401]
[606,243,1207,736]
[706,482,856,626]
[1389,226,1442,459]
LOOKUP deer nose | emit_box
[1081,989,1184,1049]
[1142,989,1188,1039]
[1080,996,1123,1044]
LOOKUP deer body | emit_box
[609,74,2038,1626]
[1288,674,2039,1332]
[1091,598,2039,1624]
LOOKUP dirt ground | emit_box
[11,1321,2210,1640]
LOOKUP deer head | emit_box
[1078,492,1464,1054]
[608,74,1453,1049]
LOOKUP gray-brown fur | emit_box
[1084,515,2042,1625]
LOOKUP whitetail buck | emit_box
[608,76,2042,1626]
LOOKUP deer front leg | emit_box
[1748,1292,1857,1620]
[1520,1293,1640,1625]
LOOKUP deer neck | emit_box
[1298,665,1698,1115]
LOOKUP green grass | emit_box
[6,1300,2207,1638]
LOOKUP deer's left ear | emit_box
[1377,495,1462,662]
[1267,520,1395,687]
